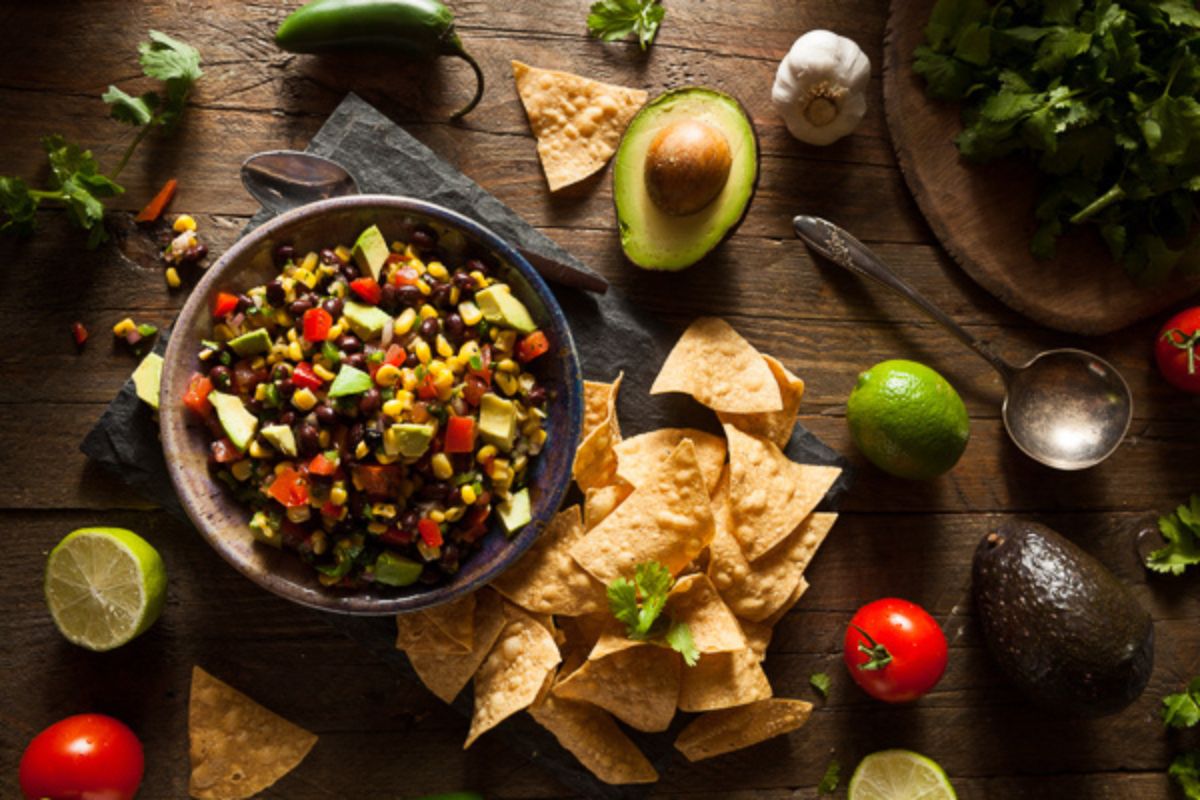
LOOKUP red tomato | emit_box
[843,598,947,703]
[19,713,144,800]
[302,307,332,342]
[308,452,339,477]
[267,467,309,508]
[516,330,550,363]
[292,362,323,390]
[418,518,444,548]
[391,266,420,286]
[183,373,214,418]
[416,371,439,400]
[349,277,382,305]
[212,291,239,318]
[443,416,476,453]
[1155,307,1200,393]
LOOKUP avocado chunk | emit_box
[384,423,435,458]
[613,88,759,271]
[972,520,1154,717]
[373,551,423,586]
[249,510,282,548]
[132,352,163,410]
[328,364,374,397]
[475,284,536,333]
[209,390,259,451]
[352,224,390,281]
[260,423,298,457]
[343,300,392,340]
[228,328,272,357]
[497,488,531,534]
[478,394,518,451]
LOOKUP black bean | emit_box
[343,353,366,371]
[208,365,232,390]
[400,509,420,530]
[320,248,340,265]
[288,297,313,316]
[235,293,253,312]
[379,283,399,312]
[275,378,295,400]
[266,279,286,306]
[527,386,547,406]
[358,387,381,416]
[466,258,491,276]
[363,427,383,448]
[404,351,419,368]
[296,423,320,456]
[336,334,361,354]
[395,285,422,308]
[185,244,208,264]
[418,318,439,341]
[277,410,296,427]
[315,404,337,426]
[444,312,465,341]
[273,244,295,266]
[430,282,450,306]
[322,297,343,317]
[410,227,437,250]
[338,262,360,281]
[347,423,365,452]
[452,271,476,291]
[270,362,291,381]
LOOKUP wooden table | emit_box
[1,2,1196,797]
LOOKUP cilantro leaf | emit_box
[102,86,158,127]
[1147,495,1200,575]
[665,620,698,666]
[607,561,672,639]
[1171,752,1200,799]
[140,30,203,85]
[587,0,665,51]
[1164,678,1200,729]
[0,177,38,237]
[817,759,841,794]
[607,577,641,631]
[809,672,831,698]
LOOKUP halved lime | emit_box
[44,527,167,652]
[849,749,957,800]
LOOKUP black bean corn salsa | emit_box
[184,224,552,588]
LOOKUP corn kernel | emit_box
[367,520,388,535]
[334,245,352,263]
[460,484,477,505]
[274,461,293,475]
[416,278,433,296]
[457,301,483,327]
[470,270,487,287]
[355,440,370,460]
[313,363,336,382]
[394,307,417,335]
[495,330,517,353]
[275,309,291,326]
[449,286,460,306]
[513,454,528,475]
[287,341,304,361]
[165,267,182,289]
[429,509,446,523]
[254,383,269,402]
[496,358,519,374]
[427,261,449,281]
[496,372,518,396]
[431,453,454,480]
[382,398,404,418]
[444,505,465,522]
[371,503,397,519]
[230,460,253,482]
[435,334,454,359]
[318,429,331,448]
[287,328,299,342]
[112,318,136,337]
[330,484,348,506]
[401,368,419,391]
[418,303,438,320]
[330,281,346,298]
[301,251,319,272]
[292,387,317,411]
[414,339,432,365]
[173,214,197,233]
[326,321,343,339]
[376,451,398,465]
[476,445,497,463]
[287,505,312,524]
[375,363,401,387]
[531,428,548,449]
[248,439,272,459]
[250,356,266,370]
[300,269,318,289]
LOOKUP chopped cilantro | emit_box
[607,561,696,665]
[818,759,840,794]
[1146,495,1200,575]
[809,672,832,699]
[587,0,665,50]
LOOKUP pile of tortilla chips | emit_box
[395,317,842,784]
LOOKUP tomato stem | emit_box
[1164,328,1200,375]
[853,624,893,671]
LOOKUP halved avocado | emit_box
[614,88,758,271]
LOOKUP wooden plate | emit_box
[883,0,1200,335]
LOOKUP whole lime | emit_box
[846,360,970,480]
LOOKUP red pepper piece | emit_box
[443,416,476,453]
[135,178,177,223]
[391,266,420,286]
[292,362,323,390]
[70,321,88,349]
[268,467,309,508]
[516,330,550,363]
[417,371,438,400]
[212,292,239,318]
[302,307,333,342]
[349,277,382,305]
[184,373,214,418]
[418,518,444,548]
[308,452,339,476]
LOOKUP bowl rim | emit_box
[160,194,583,615]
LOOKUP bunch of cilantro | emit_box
[607,561,699,665]
[914,0,1200,284]
[0,31,201,247]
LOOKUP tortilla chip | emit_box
[422,592,476,651]
[583,377,622,440]
[188,666,318,799]
[407,589,508,704]
[491,506,607,616]
[717,355,806,448]
[615,428,727,495]
[573,374,623,491]
[584,481,633,530]
[739,619,774,661]
[650,318,782,414]
[761,578,809,628]
[395,594,476,655]
[554,642,681,732]
[678,649,773,712]
[512,61,648,192]
[674,698,814,762]
[570,439,715,585]
[668,573,746,654]
[724,424,841,560]
[465,604,562,748]
[530,694,659,785]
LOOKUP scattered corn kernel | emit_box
[375,363,401,387]
[476,444,497,464]
[165,267,181,289]
[431,453,454,480]
[254,383,269,402]
[287,505,312,524]
[416,279,432,296]
[496,372,518,396]
[460,485,478,505]
[173,214,197,233]
[313,363,336,382]
[449,286,460,306]
[469,270,487,287]
[318,429,331,448]
[300,251,319,273]
[371,503,397,519]
[330,484,348,506]
[418,304,438,320]
[414,339,432,365]
[444,505,465,522]
[435,334,454,359]
[394,307,417,335]
[334,245,352,263]
[292,387,318,411]
[376,451,399,465]
[367,521,388,535]
[248,439,272,459]
[427,261,449,281]
[495,330,517,353]
[496,358,519,374]
[401,368,419,391]
[429,508,447,523]
[112,318,136,337]
[355,440,370,460]
[230,460,253,482]
[458,301,483,326]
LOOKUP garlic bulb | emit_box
[772,30,871,146]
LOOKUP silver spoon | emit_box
[794,215,1133,471]
[241,150,608,294]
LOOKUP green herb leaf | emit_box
[809,672,831,698]
[1171,752,1200,799]
[1147,495,1200,575]
[1164,678,1200,729]
[0,176,39,237]
[140,30,203,127]
[587,0,665,51]
[607,576,642,632]
[102,85,158,127]
[607,561,697,666]
[665,620,699,666]
[633,561,671,637]
[818,759,841,794]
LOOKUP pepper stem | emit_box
[1163,328,1200,375]
[449,50,485,121]
[853,624,893,671]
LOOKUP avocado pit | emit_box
[644,119,732,216]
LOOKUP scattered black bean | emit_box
[379,283,399,312]
[273,244,295,266]
[395,285,422,308]
[297,424,320,456]
[358,387,381,416]
[418,318,439,341]
[277,410,296,427]
[320,248,340,265]
[322,297,343,317]
[527,386,547,406]
[236,293,253,313]
[343,353,366,371]
[410,227,437,250]
[288,297,313,317]
[266,279,286,306]
[452,271,476,291]
[444,312,465,341]
[208,365,232,390]
[315,404,337,426]
[339,262,360,281]
[336,334,361,354]
[363,427,383,448]
[404,351,420,368]
[275,378,295,400]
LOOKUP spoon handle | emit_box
[793,215,1014,382]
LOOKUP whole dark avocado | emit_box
[972,520,1153,717]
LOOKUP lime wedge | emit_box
[44,527,167,652]
[849,749,957,800]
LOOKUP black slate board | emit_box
[82,93,850,799]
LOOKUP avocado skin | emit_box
[972,520,1153,717]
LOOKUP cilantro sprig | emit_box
[1,31,201,247]
[817,759,841,794]
[587,0,665,51]
[1145,495,1200,575]
[1162,678,1200,797]
[914,0,1200,283]
[607,561,698,666]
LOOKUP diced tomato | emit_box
[516,330,550,363]
[349,277,382,305]
[409,403,431,424]
[462,375,489,407]
[210,438,240,464]
[384,344,406,367]
[391,266,420,286]
[461,506,492,542]
[320,501,341,519]
[268,467,309,508]
[380,527,414,547]
[352,464,402,497]
[309,452,339,476]
[70,321,88,348]
[292,362,323,390]
[443,416,476,453]
[418,518,444,548]
[184,374,214,418]
[417,372,438,400]
[212,292,239,318]
[302,307,333,342]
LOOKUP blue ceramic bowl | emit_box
[160,196,583,615]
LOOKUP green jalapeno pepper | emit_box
[275,0,484,119]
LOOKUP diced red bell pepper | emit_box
[443,416,476,453]
[135,178,177,223]
[417,371,439,400]
[268,467,309,508]
[461,506,491,542]
[352,464,402,497]
[380,527,414,547]
[292,362,323,390]
[320,501,341,519]
[418,518,444,548]
[302,307,333,342]
[184,373,214,418]
[309,452,339,476]
[210,438,240,464]
[384,344,406,367]
[212,291,239,318]
[70,321,88,349]
[391,266,420,286]
[516,330,550,363]
[350,277,382,305]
